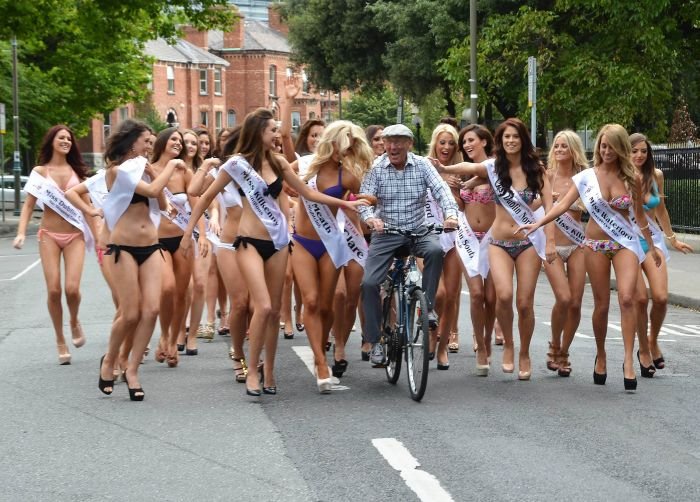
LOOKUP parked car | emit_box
[1,175,29,209]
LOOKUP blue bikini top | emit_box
[643,180,660,211]
[321,166,344,199]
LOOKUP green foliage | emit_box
[343,88,401,128]
[668,97,699,142]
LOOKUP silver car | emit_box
[1,175,29,209]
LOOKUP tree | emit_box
[668,97,699,143]
[343,87,401,128]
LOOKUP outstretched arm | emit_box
[653,170,693,253]
[517,183,580,235]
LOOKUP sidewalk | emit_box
[0,211,40,237]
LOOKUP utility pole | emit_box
[469,0,477,124]
[397,95,404,124]
[1,103,5,222]
[11,36,22,216]
[528,56,537,148]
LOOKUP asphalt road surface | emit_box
[1,235,699,501]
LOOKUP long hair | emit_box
[221,125,242,158]
[593,124,637,196]
[629,132,656,194]
[193,127,212,159]
[493,118,543,194]
[104,119,151,168]
[295,118,326,155]
[235,108,282,176]
[547,130,589,175]
[151,127,185,164]
[213,127,236,158]
[428,124,462,166]
[38,125,88,179]
[458,124,494,162]
[181,129,203,170]
[305,120,374,183]
[365,125,384,145]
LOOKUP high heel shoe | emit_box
[332,359,348,378]
[593,356,607,385]
[123,372,145,401]
[652,354,665,370]
[518,356,531,380]
[476,363,490,377]
[637,350,655,378]
[314,365,333,394]
[98,355,114,395]
[245,364,263,397]
[546,342,560,372]
[501,344,514,373]
[557,352,572,377]
[57,344,72,365]
[154,346,166,363]
[70,323,86,348]
[623,364,637,392]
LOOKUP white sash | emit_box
[630,213,670,262]
[85,169,108,210]
[222,155,289,250]
[338,209,368,267]
[554,208,586,246]
[101,156,161,231]
[162,188,191,232]
[572,169,645,262]
[25,170,95,251]
[455,212,487,278]
[301,176,351,268]
[425,191,456,253]
[485,159,546,259]
[211,166,243,209]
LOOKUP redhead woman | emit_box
[66,119,186,400]
[433,118,556,381]
[542,131,589,377]
[519,124,662,391]
[180,108,368,397]
[455,124,497,374]
[426,124,464,370]
[14,125,93,365]
[291,121,373,391]
[630,133,693,375]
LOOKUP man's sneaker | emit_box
[369,343,386,367]
[428,310,439,330]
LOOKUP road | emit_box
[1,235,699,501]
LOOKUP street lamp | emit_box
[411,114,422,155]
[11,35,22,216]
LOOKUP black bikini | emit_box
[106,243,164,266]
[159,235,183,255]
[130,192,148,205]
[235,175,288,260]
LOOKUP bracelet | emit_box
[665,232,677,240]
[638,223,649,231]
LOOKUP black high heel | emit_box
[623,363,637,392]
[332,359,348,378]
[637,350,655,378]
[593,356,607,385]
[246,363,263,397]
[98,355,115,395]
[653,355,665,370]
[123,371,145,401]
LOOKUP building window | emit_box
[166,65,175,93]
[215,111,223,132]
[119,107,129,122]
[199,69,208,95]
[309,111,316,119]
[166,109,178,127]
[227,109,236,127]
[302,71,309,94]
[269,65,277,97]
[200,111,209,127]
[214,68,222,95]
[291,111,301,133]
[103,113,112,139]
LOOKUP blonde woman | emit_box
[542,131,589,377]
[519,124,662,391]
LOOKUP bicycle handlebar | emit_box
[379,223,455,238]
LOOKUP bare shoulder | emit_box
[32,165,47,176]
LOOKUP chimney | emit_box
[223,14,245,49]
[181,25,208,50]
[268,4,288,36]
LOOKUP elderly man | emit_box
[358,124,459,366]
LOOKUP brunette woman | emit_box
[66,119,186,400]
[14,125,93,364]
[542,130,589,377]
[433,118,556,380]
[519,124,662,391]
[630,133,693,375]
[365,125,385,158]
[180,108,367,396]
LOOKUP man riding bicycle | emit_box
[359,124,459,366]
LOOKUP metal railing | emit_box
[652,146,700,234]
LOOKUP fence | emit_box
[652,145,700,234]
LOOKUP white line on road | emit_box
[372,438,454,502]
[291,346,349,391]
[0,258,41,281]
[665,324,700,335]
[659,326,700,338]
[460,290,469,296]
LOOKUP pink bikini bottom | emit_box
[38,229,83,249]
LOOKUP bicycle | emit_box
[378,224,448,401]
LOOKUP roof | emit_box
[144,38,229,66]
[209,20,289,53]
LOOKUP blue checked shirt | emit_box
[358,152,458,231]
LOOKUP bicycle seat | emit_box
[393,244,410,258]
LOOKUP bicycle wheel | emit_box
[405,288,430,401]
[382,287,402,383]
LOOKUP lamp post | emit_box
[11,35,22,216]
[411,114,422,155]
[1,102,5,222]
[469,0,478,124]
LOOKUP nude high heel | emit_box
[57,344,71,365]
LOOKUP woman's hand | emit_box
[515,223,539,236]
[284,76,301,100]
[446,175,461,190]
[366,217,384,234]
[209,218,221,237]
[89,207,104,218]
[13,234,25,249]
[179,232,193,257]
[202,158,221,171]
[545,239,557,264]
[652,247,663,268]
[671,238,693,254]
[198,236,210,258]
[355,193,377,206]
[428,157,446,173]
[169,159,187,171]
[343,199,370,212]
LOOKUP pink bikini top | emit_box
[48,167,80,192]
[609,193,631,210]
[460,187,495,204]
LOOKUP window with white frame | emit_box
[302,70,309,94]
[200,111,209,127]
[291,111,301,133]
[227,109,236,127]
[167,65,175,93]
[214,68,222,95]
[199,69,208,95]
[215,111,223,132]
[119,107,128,122]
[269,65,277,97]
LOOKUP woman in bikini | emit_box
[426,124,463,371]
[432,118,556,380]
[630,133,693,376]
[67,119,186,400]
[150,128,206,368]
[292,121,373,391]
[456,124,497,375]
[542,130,589,377]
[14,125,92,365]
[519,124,662,391]
[180,108,368,397]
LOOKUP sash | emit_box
[222,155,289,250]
[211,167,243,209]
[425,190,456,253]
[485,159,546,259]
[25,170,94,251]
[629,213,670,262]
[553,207,586,246]
[162,188,191,232]
[572,169,645,262]
[102,156,148,231]
[85,169,108,209]
[301,176,351,268]
[338,209,368,267]
[455,212,487,278]
[297,154,314,177]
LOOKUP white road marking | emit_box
[660,326,700,338]
[0,258,41,281]
[607,323,622,331]
[372,438,454,502]
[460,290,469,296]
[291,346,349,391]
[540,321,678,342]
[665,324,700,336]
